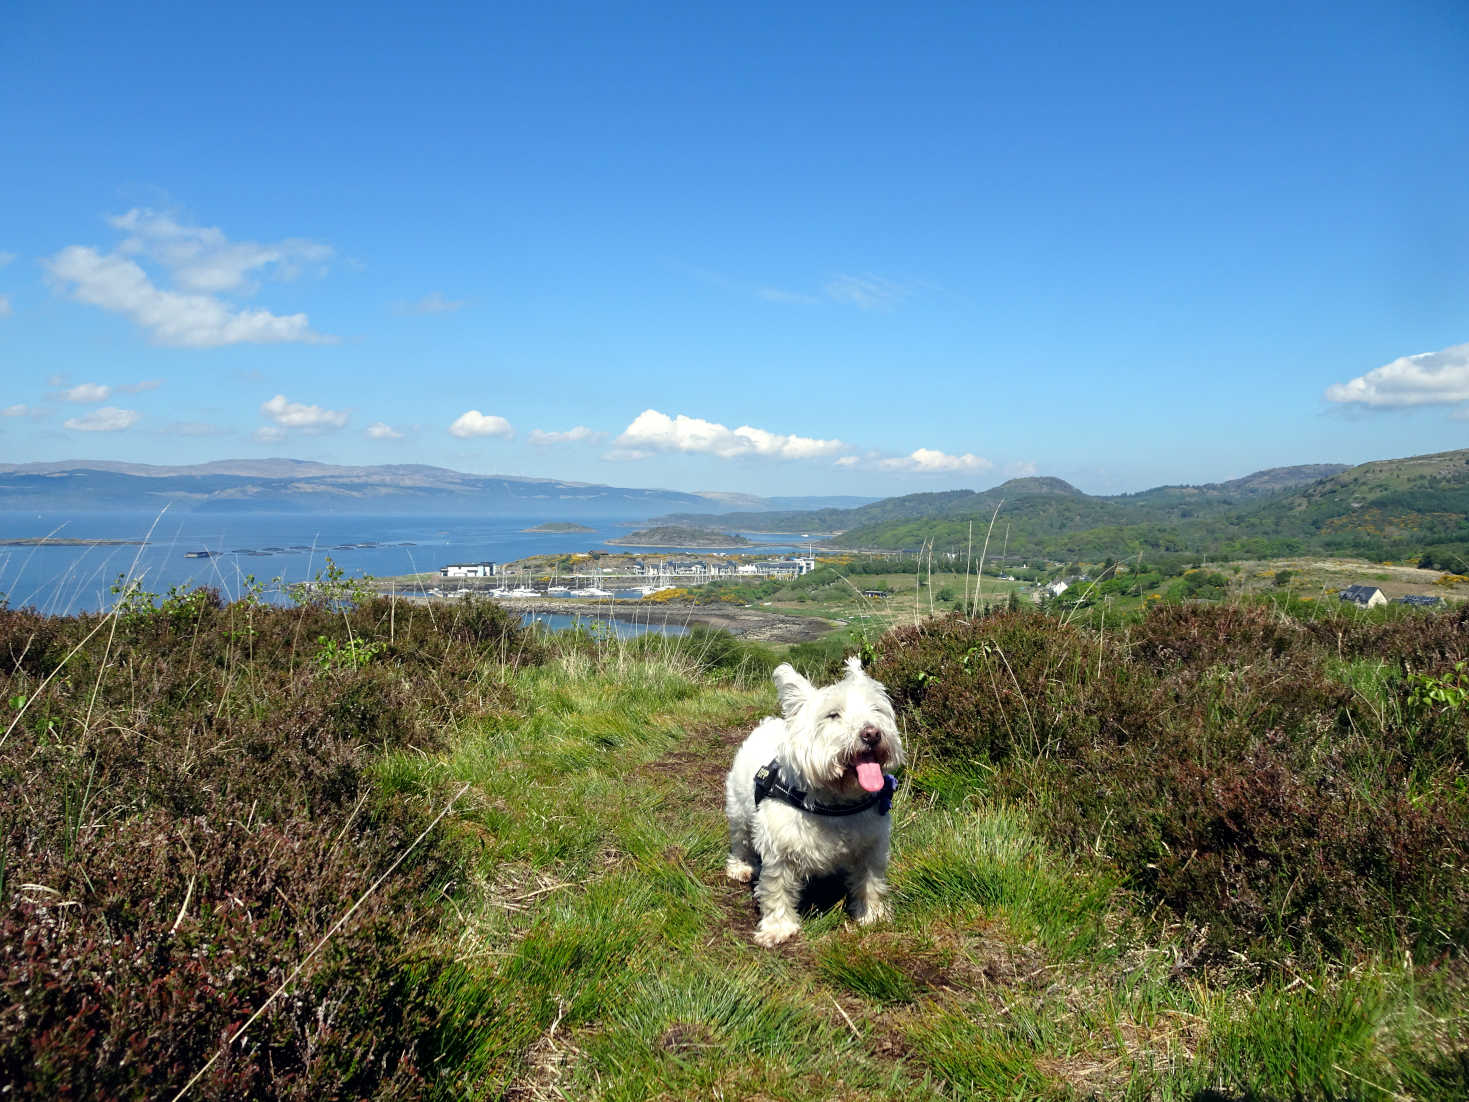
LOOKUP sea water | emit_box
[0,509,800,616]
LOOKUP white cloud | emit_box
[824,273,908,311]
[254,425,287,442]
[614,409,846,461]
[1005,459,1039,478]
[367,421,404,440]
[877,448,992,473]
[4,404,32,417]
[63,382,111,403]
[44,246,329,348]
[835,455,861,467]
[118,378,162,394]
[108,208,331,294]
[1325,342,1469,408]
[42,209,333,347]
[0,295,10,317]
[63,406,139,432]
[449,410,514,439]
[396,291,465,315]
[260,393,348,432]
[530,425,603,445]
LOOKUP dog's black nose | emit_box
[860,725,881,746]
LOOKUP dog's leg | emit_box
[846,853,892,926]
[724,820,758,884]
[752,859,802,946]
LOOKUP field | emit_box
[3,572,1466,1099]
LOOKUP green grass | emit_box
[379,634,1465,1099]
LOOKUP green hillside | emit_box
[835,450,1469,562]
[693,451,1468,563]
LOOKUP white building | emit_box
[1338,584,1387,608]
[440,562,497,578]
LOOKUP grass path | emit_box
[381,650,1465,1100]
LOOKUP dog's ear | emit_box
[771,663,816,719]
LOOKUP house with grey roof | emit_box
[1338,584,1386,608]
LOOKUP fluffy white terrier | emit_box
[725,657,905,947]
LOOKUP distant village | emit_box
[426,551,1449,609]
[428,552,819,598]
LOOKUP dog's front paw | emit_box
[753,917,800,947]
[848,882,891,926]
[725,856,756,883]
[851,899,891,927]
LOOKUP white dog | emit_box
[725,657,905,947]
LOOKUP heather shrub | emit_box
[874,602,1469,967]
[0,590,541,1099]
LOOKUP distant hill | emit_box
[824,453,1469,561]
[645,454,1466,563]
[0,460,868,520]
[606,526,754,548]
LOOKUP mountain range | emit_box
[0,459,872,519]
[655,450,1469,564]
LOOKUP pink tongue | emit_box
[856,761,885,793]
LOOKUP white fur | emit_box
[724,656,905,946]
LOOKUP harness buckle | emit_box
[753,762,776,806]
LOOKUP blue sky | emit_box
[2,0,1466,497]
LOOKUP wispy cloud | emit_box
[757,287,820,305]
[367,421,404,440]
[62,382,111,403]
[42,210,334,347]
[673,257,911,311]
[4,404,35,418]
[0,251,15,268]
[64,406,140,432]
[395,291,465,315]
[824,273,909,312]
[530,425,603,446]
[613,409,845,461]
[260,393,348,433]
[449,410,513,439]
[49,378,159,403]
[108,208,331,294]
[0,296,11,318]
[1325,342,1469,408]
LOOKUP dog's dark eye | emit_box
[825,710,841,720]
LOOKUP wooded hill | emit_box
[658,450,1469,565]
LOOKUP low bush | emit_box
[870,603,1469,967]
[0,592,540,1099]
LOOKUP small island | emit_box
[606,526,754,549]
[0,537,143,547]
[522,522,598,534]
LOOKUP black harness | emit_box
[753,759,896,817]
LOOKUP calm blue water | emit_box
[0,509,802,615]
[521,612,689,638]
